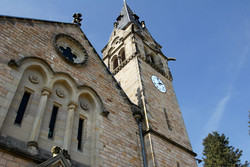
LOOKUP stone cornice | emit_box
[112,54,173,81]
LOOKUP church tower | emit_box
[102,1,198,166]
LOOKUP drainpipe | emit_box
[133,111,147,167]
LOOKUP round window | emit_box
[54,34,88,65]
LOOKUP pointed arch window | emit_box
[120,48,126,62]
[112,56,118,70]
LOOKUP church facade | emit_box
[0,2,198,167]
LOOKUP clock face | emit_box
[151,75,166,93]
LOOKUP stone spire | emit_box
[115,1,142,29]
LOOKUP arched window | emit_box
[120,48,126,62]
[112,56,118,70]
[147,54,155,64]
[1,64,47,142]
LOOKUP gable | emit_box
[0,15,141,166]
[0,15,134,106]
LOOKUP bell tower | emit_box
[102,1,198,166]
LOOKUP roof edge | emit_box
[0,15,74,26]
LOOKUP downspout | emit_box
[133,111,147,167]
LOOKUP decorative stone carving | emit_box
[51,146,62,157]
[80,100,89,110]
[29,74,39,84]
[141,21,146,28]
[62,149,71,160]
[72,13,82,26]
[8,59,18,69]
[51,146,71,160]
[27,141,38,148]
[56,89,65,98]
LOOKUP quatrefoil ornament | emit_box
[54,34,88,65]
[59,46,77,63]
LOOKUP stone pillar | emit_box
[63,101,78,151]
[27,88,52,155]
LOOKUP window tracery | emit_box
[54,34,88,65]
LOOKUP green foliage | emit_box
[202,131,249,167]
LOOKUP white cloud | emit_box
[204,94,231,134]
[194,94,232,166]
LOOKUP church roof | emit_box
[116,1,142,29]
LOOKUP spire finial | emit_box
[124,0,126,4]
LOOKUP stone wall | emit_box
[0,149,37,167]
[0,16,142,166]
[114,58,141,105]
[150,135,197,167]
[138,58,192,150]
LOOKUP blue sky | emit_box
[1,0,249,165]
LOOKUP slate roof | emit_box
[116,1,142,29]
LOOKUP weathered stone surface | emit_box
[0,15,141,166]
[0,2,197,166]
[102,2,197,166]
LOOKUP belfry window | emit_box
[48,105,59,139]
[120,49,126,62]
[147,54,155,64]
[14,91,31,125]
[164,109,172,131]
[77,118,84,150]
[113,57,118,70]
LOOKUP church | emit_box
[0,1,198,166]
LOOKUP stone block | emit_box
[0,158,7,165]
[2,153,14,161]
[6,161,19,167]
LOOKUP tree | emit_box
[202,131,249,167]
